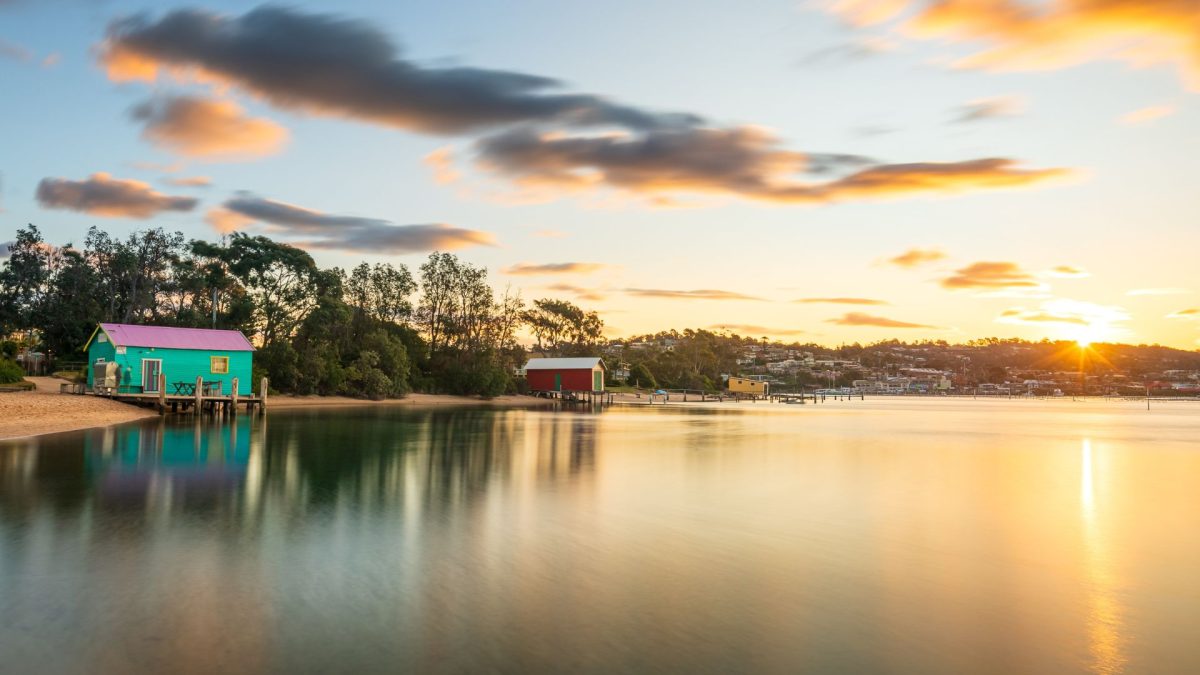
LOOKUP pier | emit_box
[74,373,268,416]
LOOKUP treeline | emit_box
[0,225,603,398]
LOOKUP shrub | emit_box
[0,359,25,385]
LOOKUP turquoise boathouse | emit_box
[84,323,254,396]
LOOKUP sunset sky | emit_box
[2,0,1198,348]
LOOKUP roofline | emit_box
[82,324,111,353]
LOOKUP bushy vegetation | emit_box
[0,359,24,385]
[0,225,606,399]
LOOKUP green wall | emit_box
[87,340,253,395]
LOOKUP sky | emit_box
[1,0,1198,348]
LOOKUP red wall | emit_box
[527,368,597,391]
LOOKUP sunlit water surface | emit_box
[2,399,1198,673]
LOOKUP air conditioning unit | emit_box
[93,361,118,391]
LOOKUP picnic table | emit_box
[171,381,223,396]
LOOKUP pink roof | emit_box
[98,323,254,351]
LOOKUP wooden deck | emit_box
[531,389,614,406]
[79,374,269,416]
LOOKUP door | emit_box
[142,359,162,393]
[554,373,562,392]
[593,370,603,391]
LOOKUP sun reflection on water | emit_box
[1081,438,1126,675]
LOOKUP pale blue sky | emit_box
[2,0,1197,346]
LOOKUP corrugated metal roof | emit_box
[98,323,255,351]
[523,357,604,370]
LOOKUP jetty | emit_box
[73,373,268,416]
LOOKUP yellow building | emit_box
[727,376,768,396]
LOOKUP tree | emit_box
[628,362,656,389]
[522,298,603,355]
[0,225,50,335]
[217,234,323,347]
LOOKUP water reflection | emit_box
[1080,438,1126,675]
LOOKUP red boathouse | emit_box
[524,357,606,393]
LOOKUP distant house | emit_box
[727,376,769,396]
[84,323,254,395]
[524,357,605,393]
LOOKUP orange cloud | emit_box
[423,147,461,185]
[1046,264,1089,278]
[941,261,1040,290]
[826,312,936,328]
[710,324,807,336]
[828,0,1200,89]
[1166,308,1199,320]
[205,207,254,234]
[886,247,947,267]
[165,176,212,187]
[1119,105,1176,125]
[36,173,196,218]
[504,262,610,275]
[796,297,888,305]
[625,288,763,301]
[546,283,607,302]
[997,300,1130,332]
[131,96,287,159]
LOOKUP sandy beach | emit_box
[269,392,558,410]
[0,377,158,441]
[0,379,560,441]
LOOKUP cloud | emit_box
[826,312,936,328]
[710,324,807,336]
[886,246,947,267]
[1126,287,1191,296]
[164,176,211,187]
[546,283,606,302]
[532,229,566,238]
[624,288,763,301]
[1166,308,1199,320]
[799,35,898,65]
[99,6,696,135]
[1119,105,1176,125]
[476,127,1068,204]
[424,146,460,185]
[952,96,1025,123]
[130,95,287,159]
[98,6,1069,207]
[998,299,1130,328]
[503,262,610,275]
[825,0,1200,90]
[36,172,197,218]
[1045,265,1089,278]
[212,193,494,253]
[941,261,1041,290]
[0,37,32,62]
[796,297,888,305]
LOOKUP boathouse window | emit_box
[210,356,230,374]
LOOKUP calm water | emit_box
[1,399,1198,674]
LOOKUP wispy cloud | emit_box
[710,323,807,336]
[1044,265,1089,279]
[885,247,946,268]
[625,288,763,301]
[547,283,606,302]
[163,176,211,187]
[423,147,461,185]
[1119,105,1177,126]
[952,96,1025,124]
[997,299,1130,329]
[131,95,288,159]
[796,297,888,305]
[209,193,494,253]
[503,262,610,275]
[826,312,936,329]
[1166,308,1199,320]
[36,172,196,218]
[941,261,1042,290]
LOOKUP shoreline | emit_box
[0,380,559,441]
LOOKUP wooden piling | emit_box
[157,372,166,413]
[259,377,268,414]
[195,375,203,413]
[231,377,239,414]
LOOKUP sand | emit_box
[0,378,566,441]
[269,392,558,410]
[0,377,158,440]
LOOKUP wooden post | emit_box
[157,372,166,413]
[231,377,239,413]
[195,375,203,413]
[259,377,268,414]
